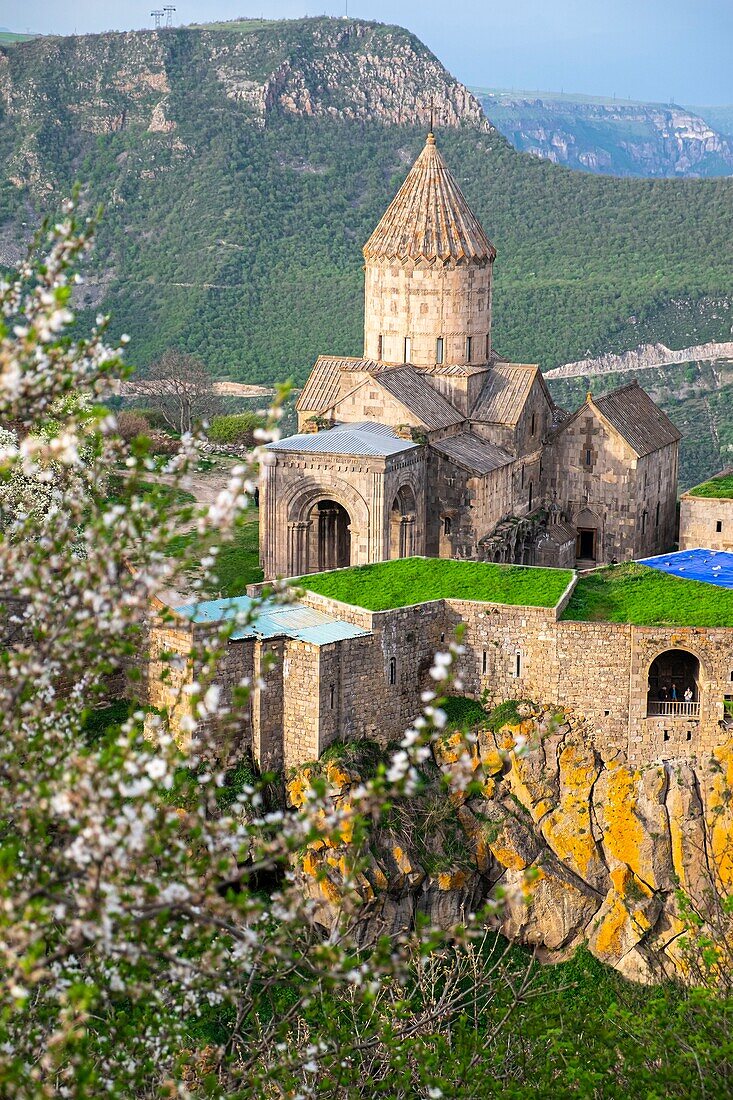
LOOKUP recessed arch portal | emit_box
[313,500,351,572]
[283,476,370,577]
[390,485,417,559]
[647,649,701,717]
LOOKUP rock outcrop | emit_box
[290,707,733,983]
[546,340,733,380]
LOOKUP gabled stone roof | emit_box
[431,432,513,475]
[592,382,682,457]
[296,356,379,413]
[471,362,545,425]
[363,133,496,265]
[374,366,464,430]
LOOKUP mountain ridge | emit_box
[0,16,731,488]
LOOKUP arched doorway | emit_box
[575,507,601,563]
[312,500,351,572]
[390,486,417,559]
[647,650,700,717]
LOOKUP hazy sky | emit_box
[6,0,732,104]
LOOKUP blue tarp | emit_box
[638,548,733,590]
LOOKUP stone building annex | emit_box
[260,133,681,579]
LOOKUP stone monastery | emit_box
[149,135,733,780]
[260,133,681,579]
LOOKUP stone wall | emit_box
[679,493,733,551]
[363,258,493,368]
[425,451,512,558]
[148,582,733,774]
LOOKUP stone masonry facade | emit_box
[679,474,733,552]
[147,577,733,774]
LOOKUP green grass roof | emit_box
[562,562,733,627]
[687,474,733,499]
[299,558,573,612]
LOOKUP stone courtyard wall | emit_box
[147,588,733,773]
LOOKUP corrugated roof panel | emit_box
[176,596,371,645]
[267,422,418,458]
[363,134,496,265]
[471,362,539,425]
[594,382,681,458]
[296,621,370,645]
[176,595,255,623]
[376,367,464,430]
[431,432,513,474]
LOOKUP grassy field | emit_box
[562,562,733,626]
[299,558,573,611]
[688,473,733,498]
[0,32,36,46]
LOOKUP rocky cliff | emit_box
[0,19,485,201]
[291,706,733,983]
[479,92,733,178]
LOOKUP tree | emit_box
[135,349,223,435]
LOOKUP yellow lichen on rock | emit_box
[541,742,606,889]
[482,748,505,776]
[434,729,480,779]
[287,767,314,808]
[704,742,733,892]
[590,866,658,969]
[437,869,467,890]
[596,761,650,883]
[325,759,358,789]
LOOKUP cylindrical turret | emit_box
[362,133,496,369]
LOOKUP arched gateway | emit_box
[647,649,701,717]
[313,500,351,572]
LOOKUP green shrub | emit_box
[208,413,264,445]
[442,696,489,730]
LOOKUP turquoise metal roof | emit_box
[176,595,256,623]
[175,596,369,646]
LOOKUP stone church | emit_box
[260,133,680,579]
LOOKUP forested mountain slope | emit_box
[0,17,731,396]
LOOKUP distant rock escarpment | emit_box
[478,92,733,178]
[546,340,733,379]
[292,707,733,983]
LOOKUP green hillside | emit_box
[0,19,731,399]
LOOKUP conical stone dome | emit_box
[363,133,496,266]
